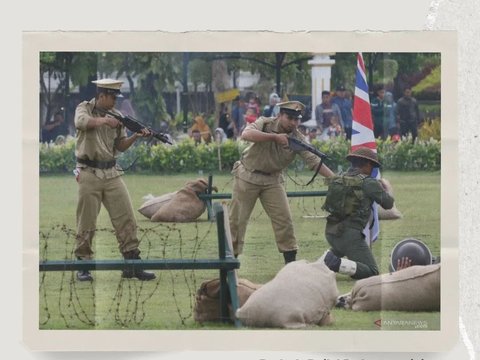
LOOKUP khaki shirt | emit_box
[74,98,127,179]
[233,116,323,185]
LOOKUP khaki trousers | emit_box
[75,169,139,259]
[229,176,297,256]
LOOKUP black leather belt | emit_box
[252,169,274,176]
[76,157,116,169]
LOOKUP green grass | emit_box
[39,171,440,330]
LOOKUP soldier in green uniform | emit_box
[229,101,334,264]
[321,147,394,279]
[74,78,155,281]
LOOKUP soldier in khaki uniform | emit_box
[229,101,334,264]
[321,148,394,279]
[74,78,155,281]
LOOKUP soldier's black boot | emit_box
[323,250,341,272]
[76,257,93,281]
[283,250,297,264]
[122,249,156,281]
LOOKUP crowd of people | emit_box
[186,91,283,145]
[312,85,421,143]
[185,85,422,146]
[42,84,422,148]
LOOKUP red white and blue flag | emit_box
[352,52,380,245]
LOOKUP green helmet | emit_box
[346,147,381,168]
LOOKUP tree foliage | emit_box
[40,51,441,133]
[331,52,441,99]
[99,52,180,128]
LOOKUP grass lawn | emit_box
[39,170,440,330]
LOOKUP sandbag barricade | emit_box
[138,178,217,222]
[235,260,338,329]
[194,278,262,323]
[349,264,440,311]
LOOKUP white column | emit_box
[308,53,335,120]
[175,81,182,115]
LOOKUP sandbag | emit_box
[194,278,262,323]
[378,178,403,220]
[350,264,440,311]
[235,260,338,328]
[138,192,177,219]
[138,178,216,222]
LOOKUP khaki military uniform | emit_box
[229,116,324,256]
[325,168,394,279]
[74,98,139,259]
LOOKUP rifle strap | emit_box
[305,158,324,186]
[121,156,139,171]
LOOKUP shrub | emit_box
[40,136,441,174]
[418,118,441,141]
[39,139,76,173]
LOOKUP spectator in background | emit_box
[384,91,398,138]
[370,85,387,139]
[307,127,318,144]
[231,96,246,138]
[244,107,257,124]
[331,86,353,140]
[191,129,202,145]
[396,87,421,143]
[218,103,234,139]
[247,95,261,117]
[189,115,212,144]
[315,91,344,140]
[327,115,342,138]
[263,92,281,117]
[215,128,228,143]
[298,124,307,137]
[42,109,67,143]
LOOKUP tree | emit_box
[331,52,441,99]
[100,52,180,129]
[40,52,98,129]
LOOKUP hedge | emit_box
[39,136,440,174]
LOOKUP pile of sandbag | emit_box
[194,278,262,323]
[235,260,339,328]
[348,263,440,311]
[138,178,216,222]
[378,178,403,220]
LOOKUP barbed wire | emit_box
[38,173,332,329]
[39,173,438,329]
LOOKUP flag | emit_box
[352,52,380,245]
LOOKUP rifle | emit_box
[288,136,329,186]
[288,137,329,160]
[99,109,173,145]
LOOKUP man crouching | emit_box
[320,147,394,279]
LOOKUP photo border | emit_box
[23,30,458,352]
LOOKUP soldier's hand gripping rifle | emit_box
[288,136,329,186]
[100,109,173,145]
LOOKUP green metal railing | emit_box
[199,174,328,221]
